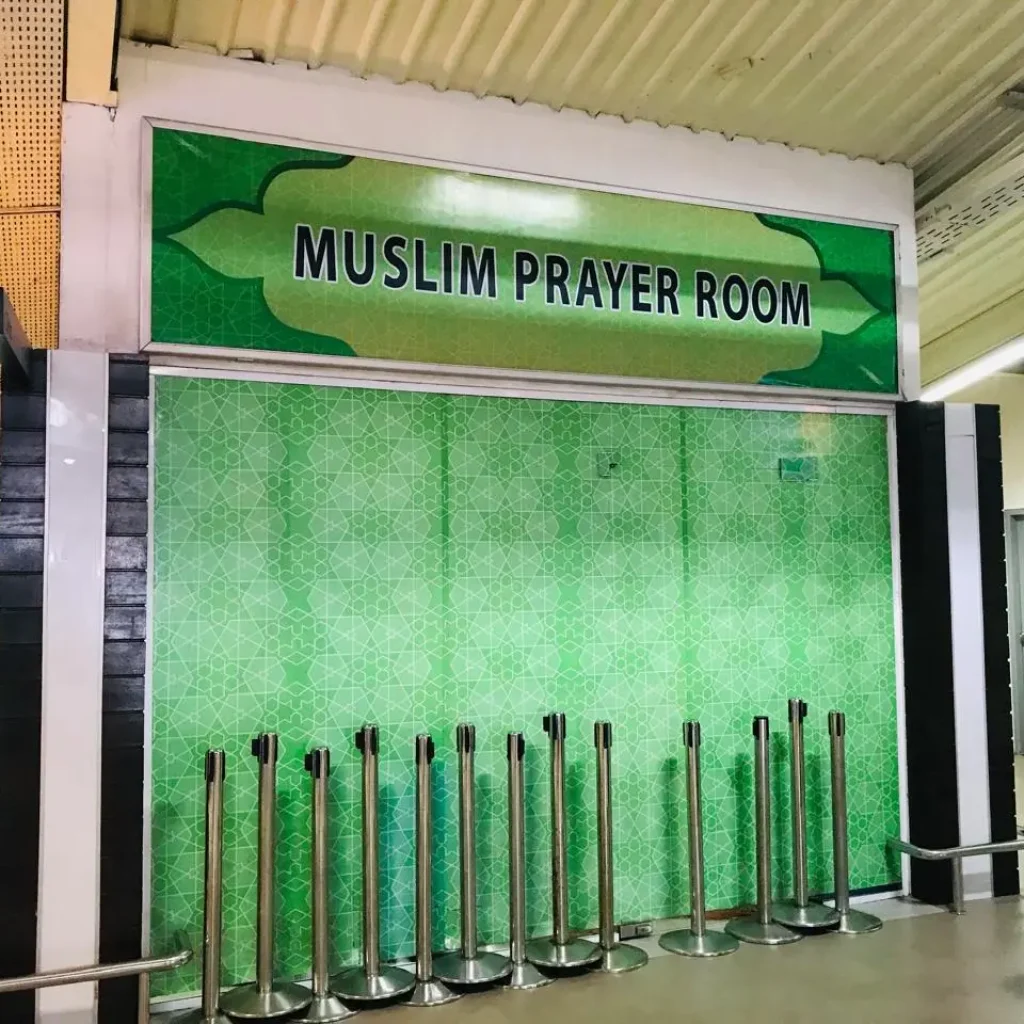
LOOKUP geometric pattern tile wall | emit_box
[151,376,899,997]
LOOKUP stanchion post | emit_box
[221,734,311,1019]
[829,712,882,935]
[293,748,356,1023]
[434,725,511,986]
[332,726,415,1002]
[726,717,802,946]
[951,858,966,916]
[458,724,479,959]
[594,722,647,974]
[549,714,569,949]
[660,723,739,958]
[774,700,839,931]
[525,713,601,970]
[171,751,232,1024]
[409,735,460,1007]
[505,733,552,991]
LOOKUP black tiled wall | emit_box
[0,352,46,1023]
[895,402,1019,903]
[975,405,1020,897]
[98,356,149,1023]
[895,402,959,905]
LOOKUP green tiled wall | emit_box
[151,376,899,996]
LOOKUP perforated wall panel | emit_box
[0,213,59,350]
[0,1,63,349]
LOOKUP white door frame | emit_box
[1006,509,1024,754]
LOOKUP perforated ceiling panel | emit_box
[918,171,1024,262]
[0,1,63,348]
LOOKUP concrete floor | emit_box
[157,767,1024,1024]
[367,899,1024,1024]
[153,898,1024,1022]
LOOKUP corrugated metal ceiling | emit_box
[122,0,1024,182]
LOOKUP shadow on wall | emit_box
[661,757,684,914]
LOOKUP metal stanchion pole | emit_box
[333,726,416,1002]
[829,712,882,935]
[409,735,460,1007]
[774,700,840,931]
[222,734,311,1019]
[726,717,802,946]
[526,713,601,970]
[660,723,739,958]
[435,725,511,986]
[594,722,647,974]
[293,749,356,1023]
[951,858,966,916]
[172,751,231,1024]
[505,733,553,991]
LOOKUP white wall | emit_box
[944,406,993,894]
[60,42,919,396]
[958,373,1024,510]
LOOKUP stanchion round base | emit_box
[725,916,803,946]
[658,929,739,958]
[330,964,416,1003]
[168,1009,234,1024]
[772,899,841,931]
[599,943,648,974]
[407,978,462,1007]
[433,949,512,986]
[836,908,883,935]
[506,960,554,991]
[525,936,601,970]
[291,992,359,1023]
[220,981,313,1019]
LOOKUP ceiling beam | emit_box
[66,0,120,106]
[921,288,1024,384]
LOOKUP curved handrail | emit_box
[0,930,192,994]
[888,836,1024,860]
[888,836,1024,915]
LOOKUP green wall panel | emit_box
[151,376,899,997]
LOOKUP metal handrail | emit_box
[889,837,1024,861]
[0,930,192,994]
[888,837,1024,914]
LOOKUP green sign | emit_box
[149,127,899,393]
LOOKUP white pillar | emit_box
[945,403,993,898]
[36,350,108,1023]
